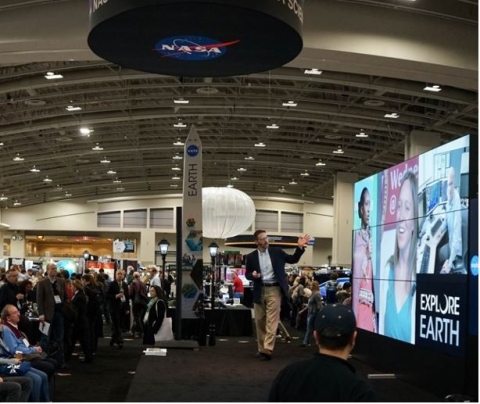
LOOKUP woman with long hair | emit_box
[142,285,167,345]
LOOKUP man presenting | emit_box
[246,230,310,361]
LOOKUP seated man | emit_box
[268,304,376,402]
[1,305,57,379]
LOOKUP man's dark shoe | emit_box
[260,352,272,361]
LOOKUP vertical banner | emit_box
[181,126,204,319]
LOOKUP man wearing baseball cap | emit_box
[268,304,376,402]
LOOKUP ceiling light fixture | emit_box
[113,178,121,184]
[100,157,111,163]
[30,166,40,173]
[13,153,24,162]
[92,143,103,151]
[174,98,190,104]
[170,184,179,188]
[171,166,181,171]
[0,195,8,201]
[226,184,234,188]
[44,71,63,80]
[282,100,297,107]
[43,176,52,182]
[13,201,22,206]
[65,192,72,197]
[66,105,82,111]
[289,179,297,185]
[172,154,183,160]
[172,175,181,180]
[266,123,279,129]
[315,160,326,166]
[356,130,368,138]
[173,139,185,146]
[384,112,400,119]
[254,142,266,147]
[237,167,247,172]
[79,127,92,135]
[107,170,116,175]
[116,187,125,192]
[424,84,442,92]
[173,122,187,128]
[333,146,344,154]
[300,171,309,176]
[279,186,286,193]
[231,176,238,181]
[304,68,322,75]
[244,156,255,161]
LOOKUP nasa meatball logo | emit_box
[155,36,240,61]
[187,144,199,157]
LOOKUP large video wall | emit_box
[352,135,471,356]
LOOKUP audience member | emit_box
[268,304,376,402]
[231,270,244,302]
[129,272,148,338]
[68,280,92,364]
[142,285,167,345]
[300,281,322,347]
[106,270,129,349]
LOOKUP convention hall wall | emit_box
[0,197,334,266]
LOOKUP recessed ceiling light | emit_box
[278,186,286,193]
[65,192,72,197]
[289,179,297,185]
[43,176,52,182]
[116,187,125,192]
[173,139,185,146]
[254,142,266,147]
[226,184,234,188]
[300,171,309,176]
[92,143,103,151]
[107,170,116,175]
[172,154,183,160]
[356,131,368,138]
[30,166,40,173]
[384,112,400,119]
[424,85,442,92]
[100,157,111,163]
[170,184,179,188]
[44,71,63,80]
[173,122,187,128]
[237,167,247,172]
[66,105,82,111]
[113,178,121,184]
[174,98,189,104]
[0,195,8,201]
[333,146,344,154]
[0,142,3,146]
[171,166,181,171]
[55,185,63,191]
[315,160,326,166]
[266,123,279,129]
[231,176,238,181]
[13,153,24,162]
[13,201,22,206]
[245,156,255,161]
[304,68,322,75]
[282,101,297,107]
[172,175,181,180]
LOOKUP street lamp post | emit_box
[208,242,219,346]
[158,239,170,289]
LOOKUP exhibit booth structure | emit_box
[351,135,478,400]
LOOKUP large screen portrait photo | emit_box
[352,135,470,355]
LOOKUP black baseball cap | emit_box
[315,304,356,337]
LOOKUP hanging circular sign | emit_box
[88,0,304,77]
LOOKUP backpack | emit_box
[325,281,338,304]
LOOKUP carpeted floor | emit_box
[53,321,443,402]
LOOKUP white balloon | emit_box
[202,187,255,239]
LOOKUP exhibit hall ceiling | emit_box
[0,0,477,208]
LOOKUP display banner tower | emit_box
[181,126,204,319]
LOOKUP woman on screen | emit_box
[384,171,418,344]
[353,187,377,332]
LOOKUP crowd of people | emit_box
[0,263,172,402]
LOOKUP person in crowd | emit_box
[96,273,110,325]
[69,280,92,363]
[437,166,463,274]
[352,187,376,331]
[245,230,311,361]
[383,171,418,344]
[164,270,174,299]
[268,304,376,402]
[0,375,32,402]
[98,268,109,282]
[126,266,135,285]
[142,285,167,345]
[231,270,244,302]
[149,267,161,288]
[0,270,24,316]
[58,270,73,302]
[336,281,352,304]
[129,272,148,338]
[291,276,307,328]
[36,263,67,369]
[0,305,56,381]
[106,270,129,349]
[300,281,322,347]
[0,320,49,402]
[81,274,102,353]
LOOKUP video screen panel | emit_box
[352,135,470,355]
